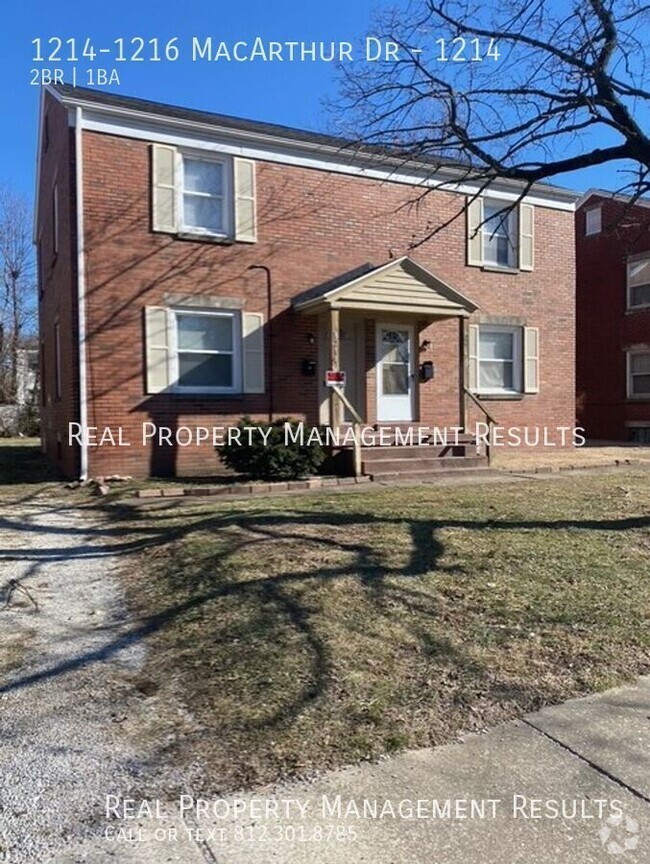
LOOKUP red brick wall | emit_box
[37,92,80,478]
[50,126,576,478]
[576,197,650,440]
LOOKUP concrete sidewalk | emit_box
[190,677,649,864]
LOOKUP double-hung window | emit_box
[181,156,228,236]
[627,350,650,399]
[627,257,650,311]
[585,207,602,236]
[482,200,517,268]
[172,309,240,393]
[52,182,59,257]
[151,144,257,242]
[477,326,522,394]
[467,197,533,270]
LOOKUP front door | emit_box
[376,324,414,421]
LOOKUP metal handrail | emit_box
[463,387,497,465]
[331,386,363,477]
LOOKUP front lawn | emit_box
[0,438,62,502]
[113,472,650,792]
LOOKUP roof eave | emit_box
[54,88,578,205]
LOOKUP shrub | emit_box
[219,417,325,480]
[16,403,40,437]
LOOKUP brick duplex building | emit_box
[36,84,578,479]
[576,191,650,442]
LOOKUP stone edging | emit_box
[136,475,372,499]
[501,458,645,475]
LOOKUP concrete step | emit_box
[369,465,493,482]
[361,444,475,463]
[335,426,477,448]
[373,423,475,441]
[367,455,488,479]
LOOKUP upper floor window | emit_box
[151,144,256,243]
[181,156,228,236]
[38,238,45,298]
[483,200,517,268]
[585,207,602,236]
[54,322,62,399]
[627,257,650,310]
[627,350,650,399]
[467,198,534,271]
[52,182,59,257]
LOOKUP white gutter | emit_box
[59,95,579,209]
[75,106,89,481]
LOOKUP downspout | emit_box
[75,106,89,480]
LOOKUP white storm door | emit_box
[376,324,414,421]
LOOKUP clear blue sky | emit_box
[3,0,645,206]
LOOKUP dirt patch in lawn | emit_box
[111,471,650,793]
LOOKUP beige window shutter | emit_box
[234,158,257,243]
[523,326,540,393]
[144,307,171,393]
[151,144,177,233]
[243,312,264,393]
[519,203,534,271]
[466,197,484,267]
[468,324,479,391]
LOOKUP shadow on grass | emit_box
[0,440,62,485]
[1,471,648,795]
[2,494,648,719]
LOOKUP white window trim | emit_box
[626,256,650,312]
[585,207,602,236]
[169,308,241,394]
[482,199,518,268]
[477,325,523,395]
[626,347,650,400]
[176,151,232,239]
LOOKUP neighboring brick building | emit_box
[36,84,578,479]
[576,191,650,442]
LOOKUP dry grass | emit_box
[0,629,36,677]
[110,470,650,793]
[493,444,650,471]
[0,438,62,502]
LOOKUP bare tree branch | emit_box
[335,0,650,227]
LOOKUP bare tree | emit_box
[0,187,36,403]
[337,0,650,232]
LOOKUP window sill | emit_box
[627,395,650,402]
[476,393,524,401]
[176,231,234,245]
[169,390,244,398]
[480,264,520,275]
[626,306,650,314]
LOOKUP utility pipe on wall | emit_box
[75,106,89,481]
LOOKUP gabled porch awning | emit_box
[292,256,478,317]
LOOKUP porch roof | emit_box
[292,256,479,317]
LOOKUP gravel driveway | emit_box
[0,489,203,863]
